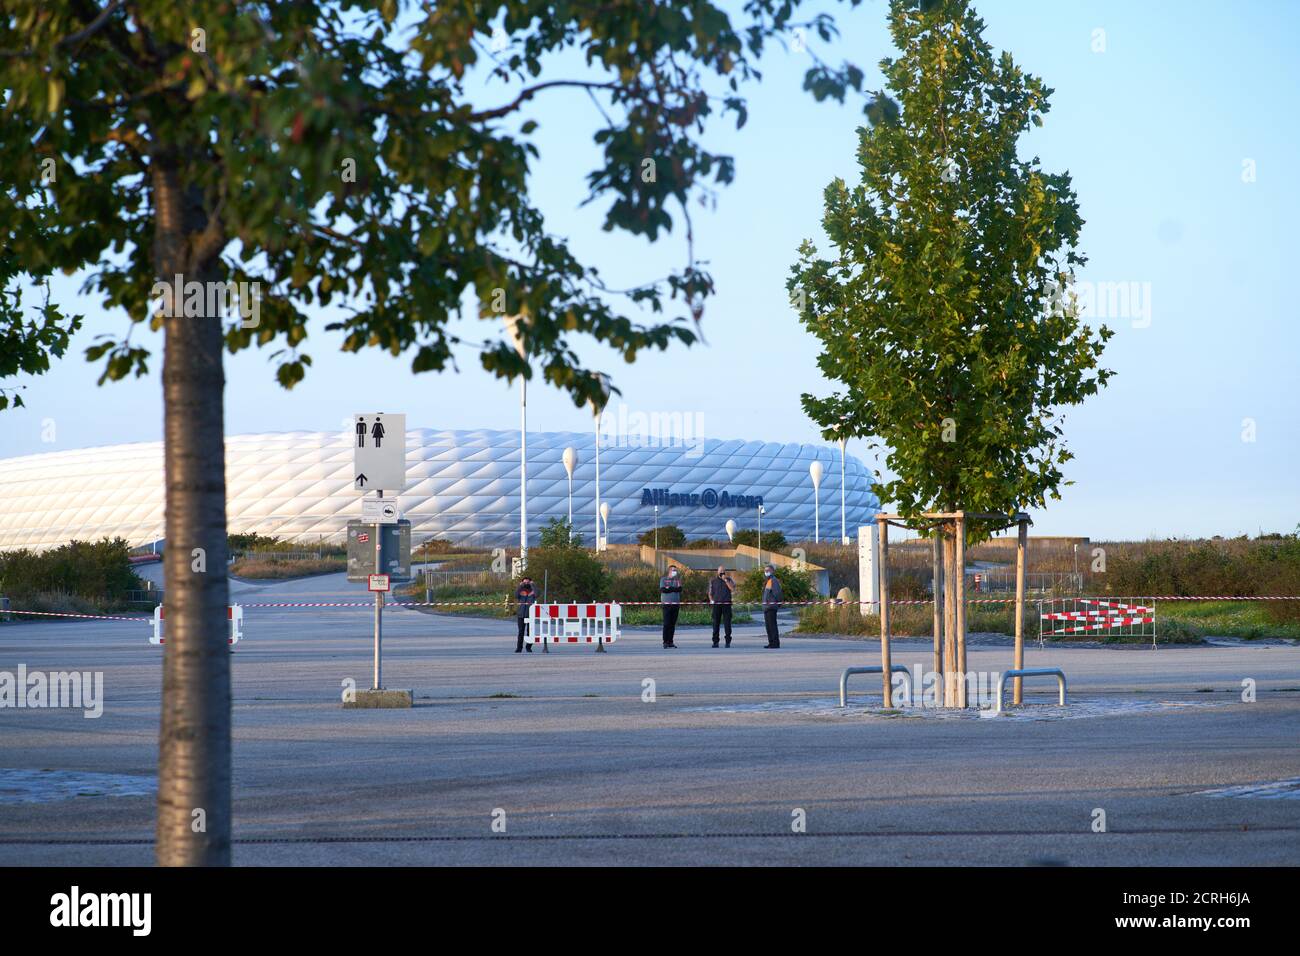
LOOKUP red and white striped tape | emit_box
[3,595,1297,622]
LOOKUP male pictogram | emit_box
[356,419,367,447]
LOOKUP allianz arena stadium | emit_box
[0,428,879,551]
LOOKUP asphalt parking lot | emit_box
[2,572,1298,866]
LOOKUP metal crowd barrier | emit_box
[993,668,1066,713]
[839,665,914,707]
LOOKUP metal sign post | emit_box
[373,489,383,690]
[346,413,411,709]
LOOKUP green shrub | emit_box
[637,524,686,548]
[609,565,709,604]
[227,532,281,552]
[520,545,610,603]
[890,570,931,601]
[538,517,584,550]
[1100,535,1300,626]
[415,536,457,555]
[0,537,142,601]
[731,528,787,552]
[736,565,816,604]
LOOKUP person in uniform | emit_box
[708,565,735,647]
[761,564,782,648]
[660,565,683,648]
[514,575,536,653]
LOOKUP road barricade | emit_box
[151,605,244,646]
[528,603,621,647]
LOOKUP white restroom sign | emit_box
[353,412,406,492]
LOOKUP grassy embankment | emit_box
[794,534,1300,642]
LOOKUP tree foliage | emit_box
[1,0,881,405]
[0,537,142,599]
[790,0,1112,530]
[518,544,610,602]
[731,527,787,552]
[637,523,686,548]
[0,276,80,410]
[538,516,583,549]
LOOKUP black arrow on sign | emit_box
[355,473,368,487]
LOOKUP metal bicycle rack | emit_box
[993,668,1067,714]
[839,665,914,708]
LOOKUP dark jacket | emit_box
[659,573,683,605]
[708,574,734,604]
[761,574,783,606]
[515,583,537,618]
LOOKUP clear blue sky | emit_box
[2,0,1296,540]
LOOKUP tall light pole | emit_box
[725,519,736,544]
[588,373,611,551]
[757,504,765,565]
[562,446,577,538]
[505,316,529,570]
[600,501,611,550]
[654,504,659,551]
[809,460,824,544]
[838,436,847,545]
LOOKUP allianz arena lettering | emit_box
[640,488,763,510]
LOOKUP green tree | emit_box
[1,1,880,863]
[731,528,787,552]
[736,564,814,603]
[538,517,583,550]
[637,524,685,549]
[790,0,1111,524]
[788,0,1111,706]
[519,546,611,603]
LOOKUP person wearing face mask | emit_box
[514,575,536,653]
[659,565,684,648]
[760,563,782,648]
[708,565,735,648]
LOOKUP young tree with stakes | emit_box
[789,0,1112,707]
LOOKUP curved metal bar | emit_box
[839,665,914,708]
[993,668,1067,713]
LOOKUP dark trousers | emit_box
[763,607,780,647]
[710,604,732,644]
[515,617,528,651]
[662,603,680,646]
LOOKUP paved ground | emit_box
[1,572,1298,866]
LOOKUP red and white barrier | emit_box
[1040,598,1156,644]
[151,605,243,646]
[528,603,621,646]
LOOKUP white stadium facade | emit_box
[0,428,879,551]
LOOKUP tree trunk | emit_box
[152,158,231,866]
[877,518,891,707]
[931,529,943,707]
[942,521,958,707]
[1013,518,1027,705]
[954,513,967,708]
